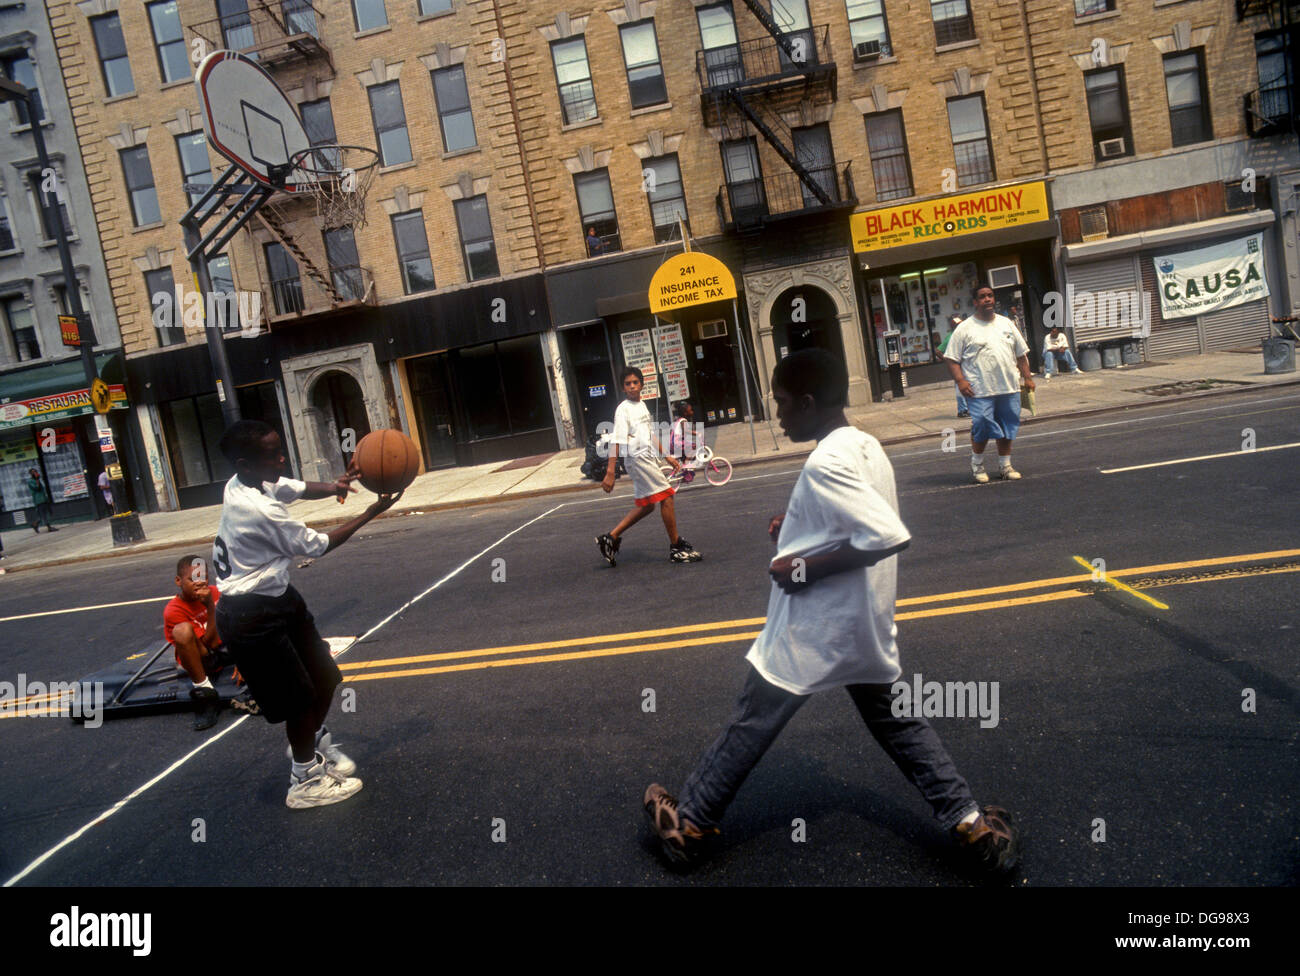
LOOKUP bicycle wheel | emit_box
[705,456,733,486]
[660,462,685,486]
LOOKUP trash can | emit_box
[1101,343,1122,368]
[1262,337,1296,374]
[1079,345,1102,371]
[1122,340,1142,365]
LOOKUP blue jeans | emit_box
[1042,346,1078,376]
[678,665,979,833]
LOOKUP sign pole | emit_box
[732,298,757,454]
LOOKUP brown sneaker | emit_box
[953,805,1021,879]
[643,783,718,866]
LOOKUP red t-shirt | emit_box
[163,586,221,645]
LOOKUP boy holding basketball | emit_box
[212,420,398,809]
[642,350,1020,878]
[597,367,701,565]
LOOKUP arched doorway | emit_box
[770,285,845,364]
[308,370,371,474]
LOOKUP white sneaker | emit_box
[972,468,990,484]
[286,732,357,777]
[286,754,363,809]
[998,465,1022,480]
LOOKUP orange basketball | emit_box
[352,429,420,495]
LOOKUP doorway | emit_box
[308,370,370,474]
[407,352,459,469]
[561,322,619,442]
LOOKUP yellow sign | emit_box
[59,314,80,347]
[648,251,736,319]
[106,463,122,480]
[852,181,1050,254]
[90,377,112,415]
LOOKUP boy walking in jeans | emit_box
[212,420,397,809]
[643,350,1020,878]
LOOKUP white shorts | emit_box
[625,452,675,506]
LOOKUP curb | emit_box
[5,375,1298,574]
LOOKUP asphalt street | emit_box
[0,389,1296,887]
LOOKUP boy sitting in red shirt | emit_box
[164,554,256,729]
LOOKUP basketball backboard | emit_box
[195,50,310,191]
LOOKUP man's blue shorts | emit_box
[968,393,1021,442]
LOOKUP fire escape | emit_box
[700,2,855,238]
[188,2,373,323]
[1240,0,1300,137]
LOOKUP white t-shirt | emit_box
[746,426,911,695]
[612,398,655,459]
[1044,331,1070,352]
[212,476,330,597]
[944,313,1029,397]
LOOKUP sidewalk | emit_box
[2,347,1295,574]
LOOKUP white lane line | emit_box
[2,503,565,888]
[0,595,169,624]
[2,714,252,887]
[1100,442,1300,474]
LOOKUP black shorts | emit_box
[214,586,340,725]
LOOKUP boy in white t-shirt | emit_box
[211,420,398,809]
[597,367,701,565]
[643,349,1020,878]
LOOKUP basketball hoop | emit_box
[286,145,380,229]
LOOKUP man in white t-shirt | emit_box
[211,420,397,809]
[596,366,701,565]
[643,349,1020,878]
[944,285,1035,483]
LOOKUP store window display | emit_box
[868,263,979,368]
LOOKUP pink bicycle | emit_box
[660,445,733,487]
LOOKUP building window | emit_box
[353,0,388,31]
[147,2,190,84]
[53,279,94,337]
[947,94,994,186]
[1074,0,1115,14]
[552,38,597,124]
[419,0,453,14]
[145,267,183,346]
[300,98,341,171]
[931,0,975,46]
[1256,33,1290,122]
[453,195,499,281]
[208,253,242,331]
[432,66,477,152]
[120,147,162,227]
[698,3,742,87]
[217,0,254,51]
[176,132,213,206]
[846,1,891,58]
[28,171,73,240]
[620,21,667,109]
[368,81,412,166]
[1164,49,1212,146]
[283,0,318,36]
[0,193,17,252]
[323,226,365,300]
[575,170,619,255]
[91,14,133,97]
[722,137,765,222]
[454,336,551,439]
[1,296,39,362]
[864,109,913,201]
[392,211,435,294]
[0,52,43,125]
[159,394,233,488]
[263,242,302,314]
[644,155,688,243]
[1084,66,1133,161]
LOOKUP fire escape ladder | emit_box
[738,0,799,58]
[254,209,341,304]
[725,89,831,206]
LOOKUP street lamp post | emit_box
[0,76,145,545]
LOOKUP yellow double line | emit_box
[337,548,1300,684]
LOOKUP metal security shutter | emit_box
[1146,321,1201,358]
[1199,300,1270,350]
[1066,256,1141,344]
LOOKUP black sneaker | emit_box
[230,690,260,716]
[596,533,620,567]
[670,537,702,563]
[189,686,221,731]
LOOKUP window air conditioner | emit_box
[1079,206,1109,241]
[853,40,882,61]
[987,265,1021,289]
[697,319,727,339]
[1098,137,1127,158]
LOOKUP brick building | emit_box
[32,0,1299,510]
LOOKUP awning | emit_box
[0,352,124,403]
[856,218,1060,271]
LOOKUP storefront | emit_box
[852,181,1060,394]
[0,353,135,528]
